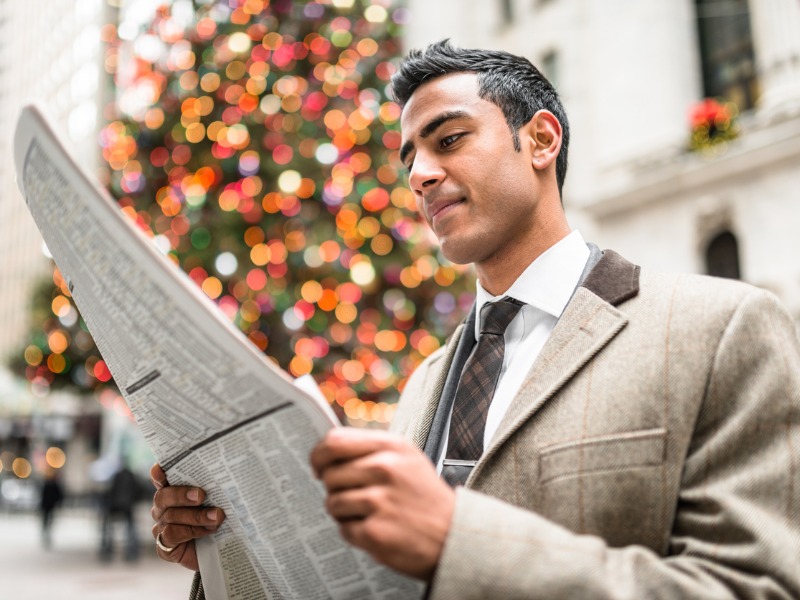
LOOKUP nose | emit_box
[408,152,444,196]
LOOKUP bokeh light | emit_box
[12,457,32,479]
[45,447,67,469]
[13,0,475,427]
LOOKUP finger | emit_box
[319,452,395,492]
[320,461,371,492]
[326,487,382,521]
[155,538,189,564]
[337,518,374,552]
[150,463,168,490]
[153,531,193,566]
[310,428,402,477]
[158,507,224,529]
[152,486,205,520]
[151,523,202,571]
[157,522,220,548]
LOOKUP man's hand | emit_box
[150,464,225,571]
[310,428,455,581]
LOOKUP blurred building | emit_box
[0,0,118,502]
[0,0,113,361]
[403,0,800,323]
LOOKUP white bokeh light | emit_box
[215,252,238,276]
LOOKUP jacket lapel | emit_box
[474,250,640,479]
[407,322,465,450]
[421,306,477,460]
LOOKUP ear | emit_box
[525,110,562,171]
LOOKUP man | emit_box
[100,463,141,562]
[151,41,800,598]
[39,467,64,549]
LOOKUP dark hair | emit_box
[391,40,570,196]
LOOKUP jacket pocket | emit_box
[539,427,666,485]
[536,428,669,550]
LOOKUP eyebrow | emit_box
[399,110,470,166]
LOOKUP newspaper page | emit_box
[14,104,423,600]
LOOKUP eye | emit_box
[440,133,463,148]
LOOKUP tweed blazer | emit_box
[391,250,800,599]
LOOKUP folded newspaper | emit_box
[14,104,423,600]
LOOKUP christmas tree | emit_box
[12,0,474,426]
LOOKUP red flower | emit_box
[690,98,731,129]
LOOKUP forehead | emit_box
[400,72,489,137]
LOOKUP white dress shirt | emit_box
[436,230,591,472]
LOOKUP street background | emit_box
[0,507,194,599]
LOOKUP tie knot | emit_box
[479,297,523,336]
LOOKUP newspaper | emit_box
[14,104,423,600]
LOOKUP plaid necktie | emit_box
[442,297,523,487]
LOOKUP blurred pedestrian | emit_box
[99,463,141,562]
[39,468,64,549]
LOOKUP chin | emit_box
[439,239,480,266]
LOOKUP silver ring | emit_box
[156,532,176,553]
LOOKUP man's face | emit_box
[399,73,541,269]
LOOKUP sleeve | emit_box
[429,289,800,600]
[188,571,204,600]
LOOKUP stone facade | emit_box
[0,0,114,362]
[402,0,800,321]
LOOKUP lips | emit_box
[427,196,465,222]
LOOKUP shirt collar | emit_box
[474,230,590,339]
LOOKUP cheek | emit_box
[474,146,531,186]
[474,160,536,209]
[480,179,539,233]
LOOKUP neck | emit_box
[476,211,571,296]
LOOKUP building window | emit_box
[541,50,559,88]
[695,0,758,110]
[705,230,741,279]
[500,0,514,25]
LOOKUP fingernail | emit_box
[188,489,199,502]
[207,509,218,522]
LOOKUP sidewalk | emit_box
[0,509,194,599]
